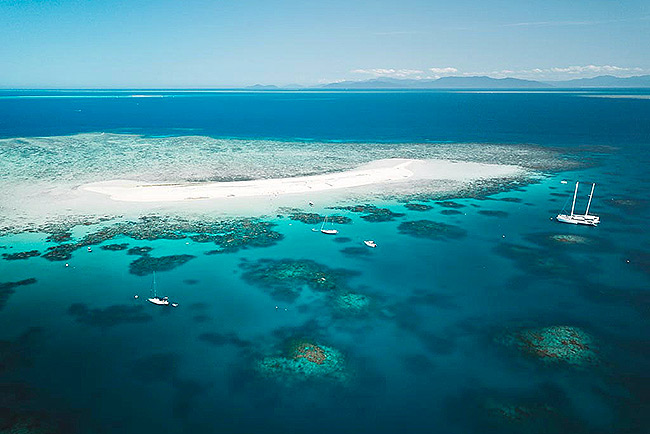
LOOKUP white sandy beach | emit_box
[81,158,524,203]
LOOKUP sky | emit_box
[0,0,648,88]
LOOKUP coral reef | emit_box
[128,255,196,276]
[505,326,598,366]
[404,203,433,211]
[39,216,282,261]
[2,250,40,260]
[440,209,463,215]
[240,259,357,302]
[334,292,371,313]
[340,247,371,257]
[436,201,465,209]
[478,210,509,218]
[256,340,348,382]
[398,220,467,240]
[99,243,129,251]
[127,246,153,256]
[331,204,405,222]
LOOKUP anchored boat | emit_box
[320,215,338,235]
[147,272,170,306]
[556,182,600,226]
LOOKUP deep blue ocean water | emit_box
[0,90,649,433]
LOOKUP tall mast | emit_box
[320,215,327,231]
[584,183,595,216]
[152,271,157,297]
[570,182,579,216]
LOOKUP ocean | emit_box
[0,89,648,434]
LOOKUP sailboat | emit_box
[147,271,170,306]
[556,182,600,226]
[320,215,338,235]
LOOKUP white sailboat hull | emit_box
[556,214,599,226]
[147,297,170,306]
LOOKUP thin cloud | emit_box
[351,68,426,78]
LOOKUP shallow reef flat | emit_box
[0,133,582,229]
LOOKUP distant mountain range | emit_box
[319,74,650,89]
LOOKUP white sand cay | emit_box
[81,158,524,203]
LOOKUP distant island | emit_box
[320,74,650,90]
[243,75,650,90]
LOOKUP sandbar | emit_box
[81,158,524,203]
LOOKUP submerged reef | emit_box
[478,210,509,218]
[128,255,196,276]
[256,340,348,383]
[36,215,282,261]
[331,204,405,222]
[494,243,574,278]
[503,326,598,366]
[282,209,352,225]
[127,246,153,256]
[398,220,467,240]
[404,203,433,211]
[340,246,372,257]
[240,259,357,302]
[436,201,466,209]
[440,209,463,215]
[0,278,36,311]
[334,292,371,313]
[1,250,40,260]
[67,303,152,327]
[99,243,129,251]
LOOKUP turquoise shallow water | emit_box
[0,90,649,433]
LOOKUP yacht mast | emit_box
[570,182,579,216]
[584,183,595,216]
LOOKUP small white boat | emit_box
[556,182,600,226]
[148,296,170,306]
[363,240,377,248]
[320,215,338,235]
[147,272,171,306]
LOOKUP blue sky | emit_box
[0,0,648,87]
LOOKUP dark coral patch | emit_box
[2,250,40,260]
[404,203,433,211]
[332,204,405,222]
[240,259,357,302]
[127,246,153,256]
[39,216,283,260]
[398,220,467,240]
[67,303,152,327]
[41,244,76,261]
[100,243,129,251]
[340,246,372,256]
[436,201,465,209]
[45,231,72,243]
[333,237,352,244]
[502,326,598,366]
[128,255,196,276]
[478,210,509,218]
[440,209,463,215]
